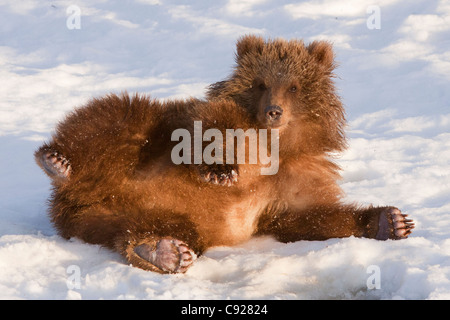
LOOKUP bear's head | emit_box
[207,35,347,155]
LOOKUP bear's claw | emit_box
[376,207,415,240]
[198,164,238,187]
[38,149,72,180]
[134,237,197,273]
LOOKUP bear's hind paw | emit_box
[36,148,72,181]
[134,237,197,273]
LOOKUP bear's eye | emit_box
[289,86,297,93]
[258,83,267,91]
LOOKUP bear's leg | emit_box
[113,213,203,273]
[76,215,199,273]
[50,198,201,273]
[255,203,414,242]
[35,146,71,181]
[123,236,197,274]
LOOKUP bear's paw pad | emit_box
[39,150,72,180]
[376,207,415,240]
[134,238,197,273]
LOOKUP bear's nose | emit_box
[265,105,283,121]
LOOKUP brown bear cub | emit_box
[35,35,414,274]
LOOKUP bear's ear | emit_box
[307,41,335,70]
[236,35,265,61]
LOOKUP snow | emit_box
[0,0,449,300]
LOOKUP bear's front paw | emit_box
[376,207,415,240]
[197,164,238,187]
[134,237,197,273]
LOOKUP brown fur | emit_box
[35,36,413,273]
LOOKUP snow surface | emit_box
[0,0,449,300]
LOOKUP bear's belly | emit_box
[131,169,267,248]
[219,198,264,246]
